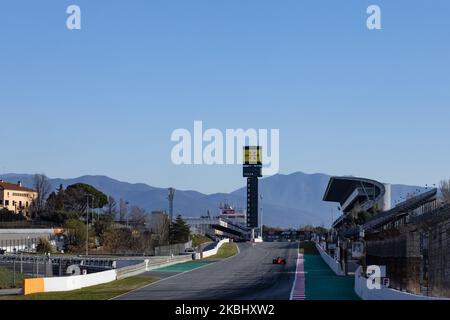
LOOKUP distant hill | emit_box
[0,172,427,228]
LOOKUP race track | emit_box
[114,242,298,300]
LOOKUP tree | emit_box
[44,183,107,219]
[32,174,51,218]
[152,213,170,246]
[169,215,191,244]
[103,228,138,254]
[39,210,78,224]
[36,238,54,254]
[139,230,155,256]
[93,213,114,246]
[356,211,371,225]
[64,183,108,213]
[129,206,147,228]
[46,184,65,212]
[440,179,450,205]
[104,196,117,218]
[119,198,128,222]
[64,219,87,251]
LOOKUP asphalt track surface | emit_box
[115,242,299,300]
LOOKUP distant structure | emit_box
[320,175,450,299]
[243,146,263,240]
[0,180,38,217]
[148,211,169,234]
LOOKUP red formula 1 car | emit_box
[272,257,287,265]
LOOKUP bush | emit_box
[102,228,138,253]
[0,209,26,222]
[356,211,371,225]
[36,238,54,254]
[39,210,79,224]
[192,234,211,248]
[64,219,87,249]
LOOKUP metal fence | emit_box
[0,254,116,289]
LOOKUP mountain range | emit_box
[0,172,426,227]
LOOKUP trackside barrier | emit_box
[116,261,147,280]
[145,255,193,271]
[43,270,117,293]
[315,242,345,276]
[23,255,195,295]
[200,239,230,259]
[23,270,116,295]
[23,278,45,295]
[354,267,448,300]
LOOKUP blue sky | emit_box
[0,1,449,194]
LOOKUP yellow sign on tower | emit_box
[243,146,262,165]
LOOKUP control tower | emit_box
[243,146,263,241]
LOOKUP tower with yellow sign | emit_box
[243,146,262,233]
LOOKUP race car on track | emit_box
[272,257,287,265]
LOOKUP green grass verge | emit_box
[203,243,238,261]
[192,234,212,248]
[0,275,158,300]
[152,261,211,273]
[0,266,27,289]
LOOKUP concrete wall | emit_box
[199,239,230,259]
[354,267,446,300]
[23,269,116,295]
[43,270,117,293]
[23,255,194,295]
[115,261,147,280]
[315,242,345,276]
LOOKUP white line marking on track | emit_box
[111,242,242,300]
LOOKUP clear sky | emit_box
[0,0,449,194]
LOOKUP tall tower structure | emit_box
[243,146,263,237]
[168,187,175,223]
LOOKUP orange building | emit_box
[0,180,38,217]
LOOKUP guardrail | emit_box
[196,239,230,259]
[115,261,147,280]
[315,242,345,276]
[22,254,194,295]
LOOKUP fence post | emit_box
[13,259,16,287]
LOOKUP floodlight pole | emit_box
[168,188,175,223]
[260,194,263,240]
[86,195,93,257]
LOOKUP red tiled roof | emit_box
[0,181,36,193]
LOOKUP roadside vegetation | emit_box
[2,174,195,256]
[0,267,27,289]
[192,234,211,248]
[204,243,238,261]
[0,275,158,300]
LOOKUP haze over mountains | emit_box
[0,172,426,227]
